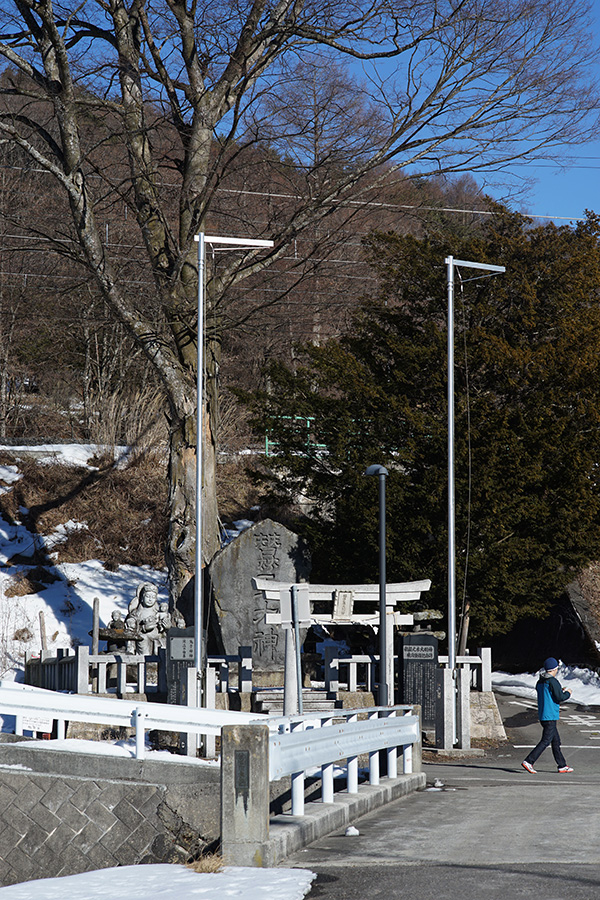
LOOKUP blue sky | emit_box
[493,1,600,225]
[507,145,600,224]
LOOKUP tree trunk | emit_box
[165,391,221,621]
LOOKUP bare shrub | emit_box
[5,569,52,597]
[86,385,168,459]
[13,627,33,642]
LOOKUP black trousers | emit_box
[525,719,567,768]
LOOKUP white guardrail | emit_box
[0,682,420,818]
[0,680,257,758]
[267,706,418,815]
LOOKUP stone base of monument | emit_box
[469,691,508,741]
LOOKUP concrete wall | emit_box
[0,739,220,887]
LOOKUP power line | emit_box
[0,164,586,222]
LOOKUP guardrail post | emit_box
[221,723,270,867]
[368,710,380,785]
[347,713,359,793]
[134,707,147,759]
[290,721,305,815]
[408,705,422,773]
[321,717,334,803]
[385,710,398,779]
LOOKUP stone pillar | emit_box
[221,724,270,867]
[435,666,454,750]
[456,666,471,750]
[477,647,492,692]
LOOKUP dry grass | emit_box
[0,389,261,574]
[0,450,169,571]
[186,853,224,874]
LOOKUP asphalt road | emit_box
[284,691,600,900]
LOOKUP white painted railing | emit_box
[0,680,257,756]
[25,647,162,695]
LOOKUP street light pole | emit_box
[194,233,274,686]
[365,464,390,706]
[445,256,504,741]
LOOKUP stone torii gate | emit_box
[252,578,432,707]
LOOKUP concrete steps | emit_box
[253,689,337,715]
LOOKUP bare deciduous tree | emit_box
[0,0,598,615]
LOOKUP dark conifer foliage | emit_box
[245,210,600,641]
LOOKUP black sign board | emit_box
[166,626,196,704]
[398,633,438,729]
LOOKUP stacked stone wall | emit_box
[0,743,220,886]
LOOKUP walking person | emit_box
[522,657,573,774]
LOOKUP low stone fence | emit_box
[24,646,252,701]
[25,647,163,696]
[324,647,492,695]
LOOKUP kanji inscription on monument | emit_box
[208,519,310,682]
[166,626,196,705]
[398,633,438,729]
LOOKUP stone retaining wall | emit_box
[0,740,220,887]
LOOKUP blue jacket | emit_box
[536,673,570,721]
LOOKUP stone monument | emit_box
[208,519,311,685]
[398,632,438,731]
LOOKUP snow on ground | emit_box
[493,662,600,706]
[0,444,129,470]
[0,864,316,900]
[18,736,220,764]
[0,445,168,679]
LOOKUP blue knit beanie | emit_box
[543,657,559,671]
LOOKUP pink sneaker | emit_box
[558,766,574,773]
[521,761,537,774]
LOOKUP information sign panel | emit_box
[398,633,438,729]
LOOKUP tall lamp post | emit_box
[445,255,504,738]
[194,233,274,690]
[365,464,390,706]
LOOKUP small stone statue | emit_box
[157,602,172,634]
[106,610,126,651]
[124,582,165,655]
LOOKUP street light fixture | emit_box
[445,255,504,740]
[194,233,274,686]
[365,464,390,706]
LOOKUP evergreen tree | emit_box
[245,210,600,642]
